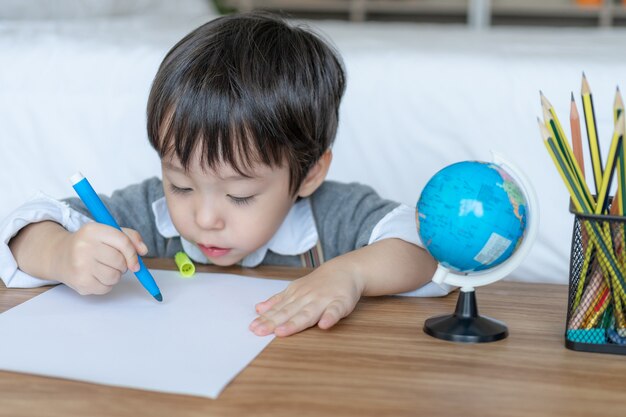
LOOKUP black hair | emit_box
[147,12,346,195]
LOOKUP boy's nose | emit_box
[195,207,225,230]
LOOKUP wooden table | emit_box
[1,259,625,417]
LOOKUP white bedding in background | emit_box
[2,13,625,284]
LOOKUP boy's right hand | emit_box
[55,223,148,295]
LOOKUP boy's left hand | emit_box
[249,266,364,337]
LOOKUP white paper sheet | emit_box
[0,270,290,398]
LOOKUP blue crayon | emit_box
[70,172,163,302]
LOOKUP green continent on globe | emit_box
[495,165,526,222]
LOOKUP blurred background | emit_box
[3,0,626,27]
[218,0,626,27]
[2,0,626,285]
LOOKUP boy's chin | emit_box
[208,254,244,267]
[211,259,235,267]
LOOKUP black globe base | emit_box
[423,289,508,343]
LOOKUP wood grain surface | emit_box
[0,259,624,417]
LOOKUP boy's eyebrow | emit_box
[216,173,258,181]
[163,161,258,181]
[162,162,185,173]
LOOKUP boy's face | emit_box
[161,154,297,266]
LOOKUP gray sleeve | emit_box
[62,177,173,258]
[310,181,400,260]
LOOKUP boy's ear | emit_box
[297,150,333,198]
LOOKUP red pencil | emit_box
[570,92,585,176]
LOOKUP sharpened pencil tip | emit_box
[581,73,591,94]
[571,92,575,101]
[539,91,551,109]
[618,86,621,92]
[154,293,163,302]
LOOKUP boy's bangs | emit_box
[155,88,287,177]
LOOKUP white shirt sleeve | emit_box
[0,192,92,288]
[368,204,455,297]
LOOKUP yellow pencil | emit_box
[612,98,626,330]
[582,73,603,195]
[586,112,625,328]
[539,118,592,211]
[542,102,596,209]
[568,91,596,310]
[613,87,626,216]
[615,86,624,122]
[586,110,625,325]
[594,113,624,215]
[613,286,626,330]
[542,93,579,180]
[541,91,572,163]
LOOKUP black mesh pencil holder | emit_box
[566,206,626,355]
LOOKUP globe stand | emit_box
[423,288,508,343]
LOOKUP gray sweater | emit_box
[64,178,400,266]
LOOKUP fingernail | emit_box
[140,243,148,254]
[132,263,140,272]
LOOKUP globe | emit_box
[416,155,539,343]
[416,161,527,274]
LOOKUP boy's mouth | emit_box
[198,244,231,258]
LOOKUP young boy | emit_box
[2,12,446,337]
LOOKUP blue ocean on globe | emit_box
[416,161,527,273]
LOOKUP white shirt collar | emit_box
[151,197,318,267]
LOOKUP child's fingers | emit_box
[70,276,113,296]
[94,245,128,274]
[251,299,304,333]
[274,305,322,337]
[97,228,140,272]
[317,300,345,330]
[255,292,285,314]
[86,278,114,295]
[251,289,310,333]
[121,227,148,255]
[93,261,124,286]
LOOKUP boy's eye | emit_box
[228,195,255,206]
[169,184,192,195]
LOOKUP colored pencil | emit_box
[615,86,624,122]
[570,92,585,177]
[542,103,595,210]
[613,87,626,216]
[594,113,624,215]
[581,73,603,194]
